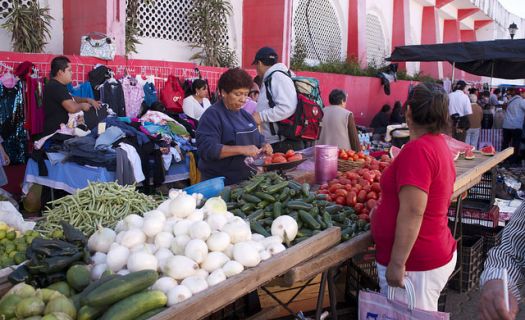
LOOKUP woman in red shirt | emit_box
[371,83,457,311]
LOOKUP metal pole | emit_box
[490,61,495,89]
[451,62,456,84]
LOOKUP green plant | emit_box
[290,38,307,70]
[126,0,154,55]
[1,0,53,53]
[188,0,237,67]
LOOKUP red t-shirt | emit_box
[371,134,457,271]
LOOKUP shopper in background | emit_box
[371,83,456,312]
[389,101,405,125]
[502,88,525,165]
[480,91,494,129]
[182,79,211,121]
[317,89,361,152]
[465,94,483,148]
[196,68,272,185]
[251,47,300,152]
[242,82,259,115]
[490,88,502,108]
[370,104,391,141]
[479,203,524,320]
[448,80,472,142]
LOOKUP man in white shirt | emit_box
[448,80,472,141]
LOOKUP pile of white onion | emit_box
[87,190,298,307]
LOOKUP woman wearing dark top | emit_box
[370,104,391,139]
[196,68,272,185]
[43,56,100,136]
[389,101,405,124]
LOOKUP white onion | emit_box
[181,276,208,294]
[184,239,208,264]
[167,285,192,306]
[206,231,231,252]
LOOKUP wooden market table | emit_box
[251,147,514,320]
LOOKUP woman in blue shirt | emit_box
[196,68,272,185]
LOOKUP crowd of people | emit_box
[8,46,523,320]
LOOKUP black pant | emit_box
[271,139,304,153]
[502,128,522,164]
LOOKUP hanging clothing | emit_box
[67,82,95,99]
[143,82,158,107]
[100,80,126,116]
[24,77,45,136]
[0,81,28,164]
[122,77,145,118]
[0,137,8,187]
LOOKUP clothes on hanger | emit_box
[122,76,145,118]
[0,81,28,164]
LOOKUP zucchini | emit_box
[304,193,316,203]
[264,181,289,194]
[299,210,321,230]
[273,202,282,218]
[310,206,320,217]
[220,186,232,202]
[316,215,327,229]
[251,221,271,237]
[256,200,270,209]
[323,211,334,228]
[100,290,167,320]
[278,187,290,201]
[286,200,313,211]
[325,205,343,214]
[242,193,262,203]
[83,270,158,307]
[78,305,106,320]
[263,211,273,218]
[287,180,302,191]
[135,307,167,320]
[232,209,247,219]
[244,177,264,193]
[301,183,310,197]
[226,202,238,210]
[240,203,255,212]
[247,209,264,221]
[254,191,276,202]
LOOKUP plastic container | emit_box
[315,145,338,185]
[184,177,225,199]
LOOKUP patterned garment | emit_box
[122,77,144,118]
[0,82,28,164]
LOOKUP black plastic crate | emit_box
[450,235,484,292]
[345,251,379,304]
[462,170,496,210]
[438,285,448,312]
[462,223,504,258]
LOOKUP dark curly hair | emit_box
[406,82,449,134]
[218,68,253,94]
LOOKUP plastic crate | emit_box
[345,251,379,301]
[462,170,496,210]
[450,235,484,292]
[438,285,448,312]
[448,205,500,228]
[462,223,504,258]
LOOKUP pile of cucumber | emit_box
[221,173,369,243]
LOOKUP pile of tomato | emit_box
[264,149,303,164]
[318,155,392,221]
[338,149,374,162]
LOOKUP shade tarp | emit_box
[386,39,525,79]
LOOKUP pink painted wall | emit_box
[347,0,368,67]
[420,6,440,78]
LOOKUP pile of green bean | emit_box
[36,182,157,237]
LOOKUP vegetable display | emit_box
[264,150,303,164]
[36,182,157,237]
[0,221,40,269]
[225,172,369,242]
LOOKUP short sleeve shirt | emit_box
[371,134,457,271]
[43,79,74,135]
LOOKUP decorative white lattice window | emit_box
[366,14,387,66]
[133,0,228,45]
[0,0,34,18]
[293,0,343,63]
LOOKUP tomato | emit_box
[329,183,344,193]
[335,196,346,205]
[347,150,356,156]
[329,178,340,186]
[335,189,348,197]
[338,178,351,185]
[285,149,295,158]
[320,183,329,190]
[371,182,381,193]
[344,184,353,191]
[272,155,287,163]
[366,199,377,210]
[287,154,303,162]
[339,150,348,160]
[380,154,390,161]
[354,203,365,213]
[357,190,367,203]
[272,152,285,158]
[362,172,373,182]
[358,213,369,221]
[346,191,357,206]
[367,191,378,200]
[264,156,273,165]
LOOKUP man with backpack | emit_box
[251,47,302,152]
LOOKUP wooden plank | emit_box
[150,227,341,320]
[0,281,11,297]
[282,232,373,287]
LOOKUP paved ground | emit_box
[446,287,525,319]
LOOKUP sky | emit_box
[498,0,525,19]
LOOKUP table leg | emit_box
[453,195,463,293]
[327,267,338,320]
[316,272,328,320]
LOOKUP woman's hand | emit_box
[261,144,273,155]
[480,280,518,320]
[87,98,102,110]
[241,145,261,157]
[386,262,406,288]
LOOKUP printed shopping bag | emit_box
[80,32,116,60]
[358,278,450,320]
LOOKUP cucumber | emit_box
[278,187,290,201]
[323,211,334,228]
[78,274,120,307]
[220,186,232,202]
[83,270,158,307]
[301,183,310,197]
[232,209,247,219]
[242,193,262,203]
[240,203,255,212]
[325,205,343,214]
[226,202,238,210]
[316,215,327,229]
[264,181,289,194]
[78,305,106,320]
[254,191,276,202]
[100,290,167,320]
[135,307,168,320]
[250,221,271,237]
[256,200,270,209]
[247,209,264,221]
[299,210,321,230]
[287,180,302,191]
[286,200,313,211]
[243,177,264,193]
[273,202,282,218]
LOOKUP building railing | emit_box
[470,0,525,30]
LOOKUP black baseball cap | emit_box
[252,47,278,65]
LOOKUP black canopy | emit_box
[386,39,525,79]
